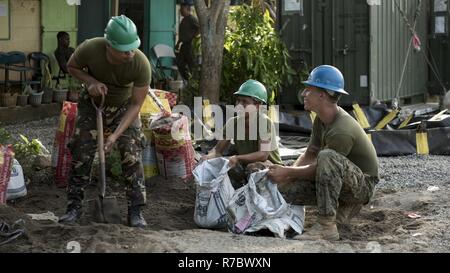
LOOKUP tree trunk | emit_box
[194,0,230,103]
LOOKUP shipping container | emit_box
[278,0,429,106]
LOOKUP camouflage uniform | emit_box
[67,92,146,209]
[279,149,379,217]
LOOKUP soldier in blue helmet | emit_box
[268,65,380,241]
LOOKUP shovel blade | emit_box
[89,197,121,224]
[102,197,122,224]
[91,198,105,223]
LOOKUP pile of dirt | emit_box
[0,175,199,253]
[1,175,448,253]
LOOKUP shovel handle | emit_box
[148,88,165,112]
[90,94,105,111]
[148,88,169,114]
[92,95,106,197]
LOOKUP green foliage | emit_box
[181,67,201,107]
[221,5,297,104]
[67,76,82,91]
[40,59,53,89]
[106,148,125,184]
[22,84,33,95]
[179,35,201,107]
[13,134,42,162]
[297,64,310,90]
[0,128,12,145]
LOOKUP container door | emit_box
[277,0,314,106]
[41,0,78,77]
[118,0,147,53]
[149,0,176,50]
[332,0,370,105]
[278,0,370,106]
[148,0,176,79]
[77,0,110,45]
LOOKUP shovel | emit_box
[148,87,171,117]
[90,95,121,224]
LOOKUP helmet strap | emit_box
[325,90,341,103]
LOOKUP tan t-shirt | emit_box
[72,37,151,106]
[310,107,379,177]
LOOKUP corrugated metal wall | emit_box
[370,0,429,102]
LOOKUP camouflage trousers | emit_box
[67,94,146,209]
[279,149,378,217]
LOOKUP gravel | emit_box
[378,155,450,192]
[3,116,59,151]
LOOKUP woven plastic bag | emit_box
[226,170,305,238]
[193,157,235,228]
[0,145,14,204]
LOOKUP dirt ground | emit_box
[1,118,449,253]
[1,167,449,253]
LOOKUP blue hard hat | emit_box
[302,65,349,95]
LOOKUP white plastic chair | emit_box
[152,44,179,80]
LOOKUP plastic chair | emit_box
[152,44,179,80]
[1,51,36,89]
[0,52,9,88]
[27,52,50,81]
[28,52,59,90]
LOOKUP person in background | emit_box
[175,0,199,80]
[54,31,75,75]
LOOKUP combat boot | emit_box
[336,203,363,226]
[58,205,82,224]
[294,215,339,241]
[128,205,147,228]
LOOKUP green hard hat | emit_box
[104,15,141,52]
[233,80,268,104]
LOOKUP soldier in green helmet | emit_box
[58,15,151,228]
[202,80,282,188]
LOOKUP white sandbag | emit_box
[6,159,27,200]
[245,205,305,237]
[226,170,304,238]
[193,157,235,228]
